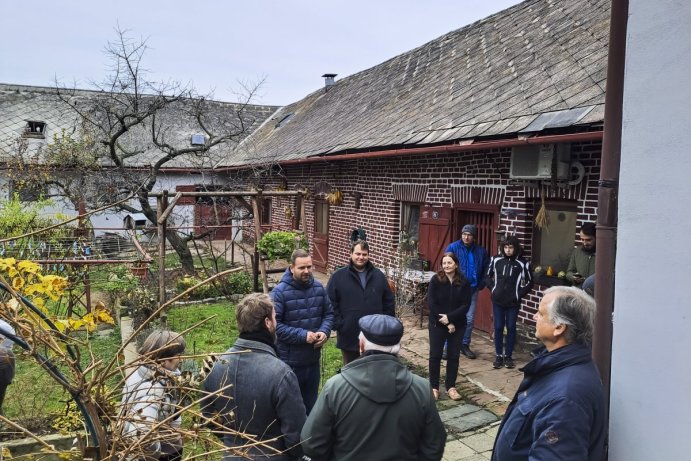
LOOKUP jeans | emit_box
[493,304,519,357]
[462,290,479,346]
[428,323,463,390]
[291,363,320,415]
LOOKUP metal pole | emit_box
[594,0,629,449]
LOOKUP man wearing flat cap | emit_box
[446,223,489,359]
[301,314,446,461]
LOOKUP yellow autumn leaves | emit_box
[0,257,114,333]
[0,257,68,302]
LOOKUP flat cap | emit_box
[359,314,404,346]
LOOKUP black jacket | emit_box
[426,274,472,330]
[326,261,396,351]
[486,254,533,308]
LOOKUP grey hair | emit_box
[139,330,186,361]
[358,332,400,355]
[543,286,596,346]
[290,248,310,265]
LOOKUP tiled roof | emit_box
[0,84,278,168]
[232,0,609,166]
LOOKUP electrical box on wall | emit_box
[510,143,570,179]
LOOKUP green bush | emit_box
[226,271,252,295]
[257,231,308,261]
[175,271,252,300]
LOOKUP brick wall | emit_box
[225,141,602,335]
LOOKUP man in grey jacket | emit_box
[301,314,446,461]
[201,293,306,460]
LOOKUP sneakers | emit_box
[492,355,504,369]
[460,344,477,359]
[504,356,515,369]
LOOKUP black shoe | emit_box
[504,356,515,369]
[461,345,477,359]
[492,355,504,369]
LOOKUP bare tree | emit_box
[43,28,268,273]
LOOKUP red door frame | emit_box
[452,204,500,334]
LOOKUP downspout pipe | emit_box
[276,131,603,165]
[594,0,629,448]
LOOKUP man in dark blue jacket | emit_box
[327,240,396,365]
[492,286,605,461]
[446,224,489,359]
[271,248,333,414]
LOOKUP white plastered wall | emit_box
[610,1,691,459]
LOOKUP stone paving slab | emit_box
[444,409,498,433]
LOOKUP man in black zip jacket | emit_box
[486,235,533,369]
[327,240,396,365]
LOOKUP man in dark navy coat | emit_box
[271,248,333,414]
[492,287,605,461]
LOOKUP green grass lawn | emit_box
[3,299,343,446]
[167,301,342,385]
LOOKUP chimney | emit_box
[322,73,337,92]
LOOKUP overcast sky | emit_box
[1,0,522,106]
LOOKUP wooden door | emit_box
[194,202,233,240]
[418,206,453,271]
[313,200,329,272]
[455,208,498,334]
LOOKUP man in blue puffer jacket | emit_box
[271,248,333,414]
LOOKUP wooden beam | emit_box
[252,194,269,293]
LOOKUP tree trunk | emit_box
[165,229,196,274]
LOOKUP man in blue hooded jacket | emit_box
[491,286,605,461]
[271,248,333,414]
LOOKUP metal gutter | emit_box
[276,131,603,165]
[594,0,628,449]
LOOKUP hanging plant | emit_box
[535,193,549,230]
[325,189,344,205]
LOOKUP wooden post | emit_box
[252,192,269,293]
[158,192,168,327]
[300,190,308,234]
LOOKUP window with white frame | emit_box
[400,202,420,250]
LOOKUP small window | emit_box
[24,121,46,138]
[260,198,272,225]
[532,201,578,273]
[275,113,294,129]
[400,203,421,249]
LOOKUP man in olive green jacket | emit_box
[301,315,446,461]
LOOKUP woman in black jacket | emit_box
[427,252,472,401]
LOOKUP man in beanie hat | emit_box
[301,314,446,461]
[446,223,490,359]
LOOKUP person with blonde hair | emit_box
[120,329,186,461]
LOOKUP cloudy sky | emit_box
[1,0,522,105]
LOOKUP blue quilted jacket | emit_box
[271,269,333,366]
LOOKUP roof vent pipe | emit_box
[322,73,337,92]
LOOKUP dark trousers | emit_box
[291,363,320,415]
[493,304,519,357]
[0,350,15,415]
[340,349,360,366]
[428,323,463,390]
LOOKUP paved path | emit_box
[398,315,530,460]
